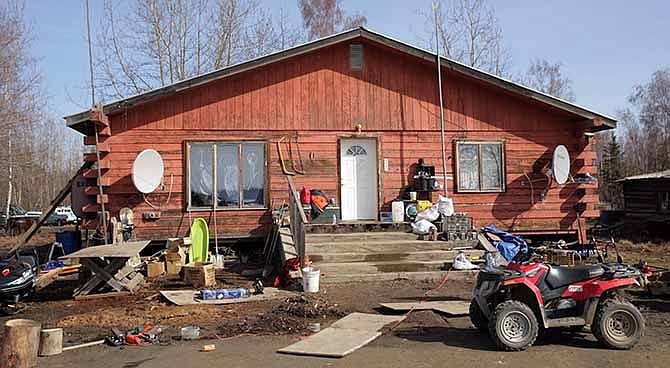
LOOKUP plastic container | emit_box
[392,201,404,223]
[55,231,81,255]
[200,288,249,300]
[180,326,200,340]
[300,187,311,204]
[302,267,320,293]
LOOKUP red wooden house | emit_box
[65,27,614,242]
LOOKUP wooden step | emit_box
[319,270,478,283]
[309,249,484,263]
[81,204,101,213]
[83,168,110,178]
[83,152,109,162]
[316,259,461,275]
[80,218,98,230]
[305,222,412,234]
[306,231,419,243]
[83,142,110,153]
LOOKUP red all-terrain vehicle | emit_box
[470,256,645,351]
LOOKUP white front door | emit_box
[340,139,378,220]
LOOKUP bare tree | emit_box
[97,0,301,101]
[619,68,670,175]
[422,0,511,76]
[298,0,367,41]
[0,1,80,221]
[519,58,575,102]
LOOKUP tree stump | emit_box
[0,319,41,368]
[38,328,63,356]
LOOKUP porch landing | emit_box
[304,223,484,283]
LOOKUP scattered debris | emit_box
[160,288,295,306]
[180,326,201,340]
[200,344,216,352]
[273,295,346,319]
[380,300,470,316]
[62,339,105,351]
[278,313,406,358]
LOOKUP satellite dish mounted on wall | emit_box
[132,149,164,194]
[552,145,571,185]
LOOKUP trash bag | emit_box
[411,219,436,235]
[453,252,479,270]
[437,195,454,216]
[415,205,440,222]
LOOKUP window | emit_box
[659,192,670,212]
[455,141,505,192]
[346,145,367,156]
[349,43,364,71]
[187,142,266,209]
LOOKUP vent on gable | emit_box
[350,43,364,71]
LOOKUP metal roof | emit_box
[65,27,617,130]
[618,170,670,182]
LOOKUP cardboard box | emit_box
[165,246,186,262]
[165,259,183,275]
[183,262,216,287]
[146,261,165,278]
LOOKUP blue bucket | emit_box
[56,231,81,255]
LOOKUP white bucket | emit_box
[302,267,320,293]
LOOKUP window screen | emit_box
[187,142,266,209]
[456,141,505,192]
[242,143,265,208]
[189,143,214,207]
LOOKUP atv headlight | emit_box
[6,270,33,287]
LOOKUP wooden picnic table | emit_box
[59,240,150,296]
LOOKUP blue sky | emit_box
[25,0,670,122]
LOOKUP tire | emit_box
[469,299,488,332]
[592,299,644,350]
[488,300,539,351]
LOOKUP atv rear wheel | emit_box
[592,299,644,350]
[469,299,488,332]
[488,300,539,351]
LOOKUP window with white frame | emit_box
[187,142,266,209]
[455,141,505,192]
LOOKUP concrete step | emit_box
[309,249,485,263]
[319,270,479,283]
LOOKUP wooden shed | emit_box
[618,170,670,237]
[64,27,614,242]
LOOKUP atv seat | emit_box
[545,264,605,289]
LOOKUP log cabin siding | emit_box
[89,38,600,240]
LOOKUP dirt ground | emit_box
[0,239,669,367]
[23,277,670,368]
[618,240,670,268]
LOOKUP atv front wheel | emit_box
[592,299,644,350]
[469,299,488,332]
[488,300,539,351]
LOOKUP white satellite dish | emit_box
[132,149,164,193]
[552,145,570,185]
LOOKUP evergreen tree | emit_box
[601,135,624,207]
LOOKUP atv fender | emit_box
[501,283,549,329]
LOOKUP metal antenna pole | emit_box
[433,1,448,197]
[86,0,107,244]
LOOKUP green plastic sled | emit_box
[189,218,209,263]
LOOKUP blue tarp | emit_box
[483,225,529,262]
